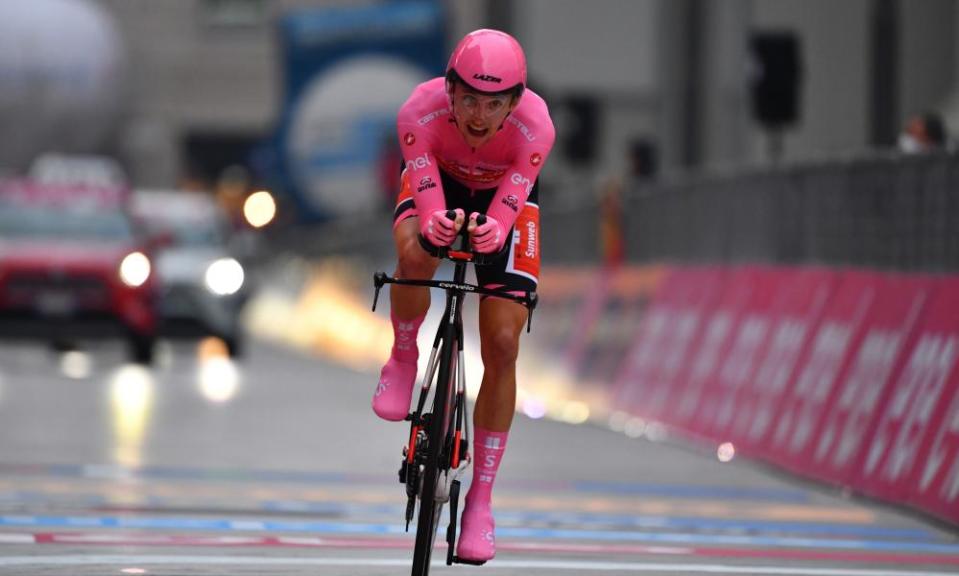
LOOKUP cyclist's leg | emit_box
[458,188,540,561]
[391,216,439,318]
[474,298,528,431]
[373,173,441,421]
[472,188,540,433]
[457,297,527,561]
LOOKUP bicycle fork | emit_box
[445,320,472,565]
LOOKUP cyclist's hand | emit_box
[467,212,506,253]
[423,208,464,246]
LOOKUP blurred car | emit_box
[0,179,159,362]
[131,189,249,357]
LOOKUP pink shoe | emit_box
[456,499,495,562]
[372,357,417,421]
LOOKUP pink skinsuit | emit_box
[389,80,555,562]
[394,78,556,234]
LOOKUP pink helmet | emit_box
[446,29,527,95]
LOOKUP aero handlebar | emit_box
[416,211,508,266]
[372,210,537,332]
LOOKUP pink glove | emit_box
[468,212,507,253]
[422,208,464,247]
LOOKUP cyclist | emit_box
[371,29,555,562]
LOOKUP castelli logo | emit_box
[530,153,542,166]
[404,132,415,146]
[507,116,536,142]
[417,109,448,126]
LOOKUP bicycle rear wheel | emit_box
[410,328,456,575]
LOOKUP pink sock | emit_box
[373,311,426,421]
[391,310,424,363]
[457,427,508,561]
[467,427,509,506]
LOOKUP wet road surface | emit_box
[0,339,957,575]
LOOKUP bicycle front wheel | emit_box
[411,460,443,574]
[410,327,456,575]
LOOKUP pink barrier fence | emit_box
[805,275,932,485]
[610,267,724,423]
[611,264,959,526]
[909,278,959,521]
[724,268,836,454]
[857,278,959,519]
[765,271,881,473]
[670,268,773,435]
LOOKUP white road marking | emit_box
[0,534,33,543]
[0,555,953,575]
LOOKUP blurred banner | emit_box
[272,1,445,221]
[610,266,724,426]
[604,264,959,527]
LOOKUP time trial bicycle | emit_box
[372,212,536,575]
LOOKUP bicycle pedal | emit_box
[452,556,487,566]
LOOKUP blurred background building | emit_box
[2,0,958,230]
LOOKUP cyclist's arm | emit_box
[397,121,445,224]
[484,98,555,231]
[484,144,553,233]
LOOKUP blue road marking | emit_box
[0,492,938,541]
[264,502,937,541]
[1,515,957,554]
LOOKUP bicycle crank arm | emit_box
[445,479,460,566]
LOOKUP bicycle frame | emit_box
[372,228,536,575]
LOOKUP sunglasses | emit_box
[453,92,512,119]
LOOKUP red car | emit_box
[0,179,159,363]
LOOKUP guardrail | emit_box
[625,152,959,272]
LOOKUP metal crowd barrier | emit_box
[623,152,959,272]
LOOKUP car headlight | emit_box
[244,190,276,228]
[205,258,245,296]
[119,252,151,287]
